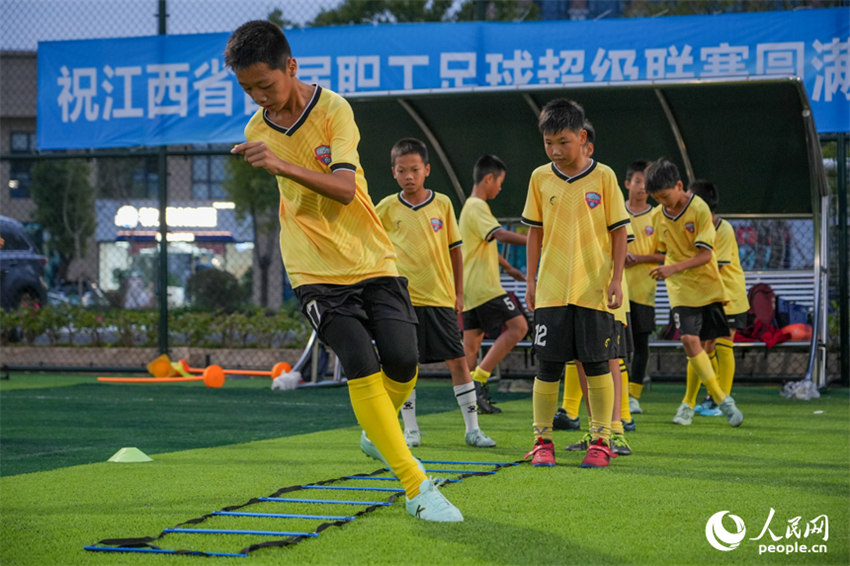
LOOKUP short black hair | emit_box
[645,158,680,193]
[473,154,507,185]
[689,179,719,212]
[583,120,595,145]
[625,160,648,182]
[538,98,585,136]
[224,20,291,72]
[391,138,429,167]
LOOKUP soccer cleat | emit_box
[581,438,616,468]
[693,396,712,415]
[405,478,463,522]
[465,428,496,447]
[404,429,421,447]
[672,403,694,426]
[622,418,636,432]
[360,431,425,473]
[524,437,556,466]
[475,381,502,414]
[610,432,632,456]
[629,396,643,414]
[552,407,581,431]
[718,395,744,427]
[565,431,592,452]
[696,397,722,417]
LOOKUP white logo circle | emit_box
[705,510,747,551]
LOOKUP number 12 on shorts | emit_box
[534,323,547,346]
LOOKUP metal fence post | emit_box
[157,0,169,355]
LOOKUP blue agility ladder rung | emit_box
[259,497,392,506]
[345,475,399,481]
[213,511,355,521]
[425,469,496,474]
[302,485,403,493]
[164,528,318,537]
[419,460,517,466]
[83,546,248,557]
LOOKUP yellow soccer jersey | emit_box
[244,86,396,288]
[716,218,748,316]
[654,194,725,308]
[625,203,660,307]
[613,225,635,325]
[521,160,630,312]
[459,196,504,310]
[376,190,462,308]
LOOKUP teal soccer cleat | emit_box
[465,428,496,447]
[405,478,464,522]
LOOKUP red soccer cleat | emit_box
[525,437,556,467]
[581,438,616,468]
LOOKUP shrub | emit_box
[185,269,246,313]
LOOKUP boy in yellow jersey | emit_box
[459,155,528,414]
[552,122,633,457]
[687,180,749,417]
[522,99,628,469]
[644,159,743,428]
[623,161,665,415]
[375,138,496,449]
[225,21,461,522]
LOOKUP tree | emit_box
[311,0,464,25]
[29,159,96,295]
[222,155,280,308]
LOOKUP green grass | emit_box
[1,375,848,565]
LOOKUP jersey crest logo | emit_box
[644,225,654,236]
[585,192,602,209]
[430,218,443,232]
[314,145,332,165]
[685,222,695,233]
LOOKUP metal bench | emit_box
[651,270,815,349]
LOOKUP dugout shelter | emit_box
[345,77,829,385]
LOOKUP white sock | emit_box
[454,382,478,433]
[400,388,419,432]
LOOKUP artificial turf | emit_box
[0,374,847,565]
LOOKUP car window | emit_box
[0,223,30,250]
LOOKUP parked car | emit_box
[0,215,48,311]
[48,281,111,308]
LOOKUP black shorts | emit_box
[294,276,417,342]
[629,301,656,335]
[616,317,634,358]
[726,311,748,331]
[533,305,618,364]
[671,302,730,341]
[414,306,465,363]
[462,294,524,337]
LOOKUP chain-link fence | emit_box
[0,1,847,382]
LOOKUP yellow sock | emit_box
[562,361,583,419]
[716,337,735,395]
[471,366,491,384]
[586,372,614,444]
[683,360,701,408]
[629,381,643,400]
[689,350,726,402]
[533,378,560,441]
[381,369,418,413]
[348,373,426,497]
[611,418,625,435]
[619,360,632,423]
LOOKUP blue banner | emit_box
[37,8,848,149]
